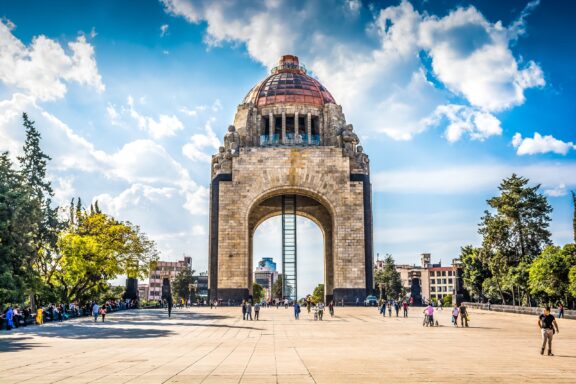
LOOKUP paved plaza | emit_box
[1,306,575,383]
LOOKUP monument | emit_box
[208,55,373,304]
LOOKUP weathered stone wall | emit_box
[213,146,367,300]
[463,302,576,320]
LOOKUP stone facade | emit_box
[209,55,373,304]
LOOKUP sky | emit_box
[0,0,575,297]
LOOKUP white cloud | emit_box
[0,20,104,101]
[160,24,169,37]
[373,162,576,194]
[182,118,221,162]
[512,132,576,156]
[126,95,184,139]
[423,104,502,142]
[162,0,543,143]
[543,184,567,197]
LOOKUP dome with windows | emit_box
[242,55,336,107]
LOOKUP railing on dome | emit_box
[271,62,307,74]
[260,134,320,146]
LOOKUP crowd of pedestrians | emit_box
[1,299,138,331]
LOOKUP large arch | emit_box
[247,190,335,302]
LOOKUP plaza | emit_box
[1,307,575,383]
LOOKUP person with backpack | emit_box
[293,301,301,320]
[538,306,559,356]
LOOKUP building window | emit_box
[431,287,435,292]
[443,279,447,284]
[448,271,453,276]
[442,271,446,276]
[448,278,453,284]
[431,279,435,284]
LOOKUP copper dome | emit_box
[243,55,336,107]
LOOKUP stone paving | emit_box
[1,306,575,383]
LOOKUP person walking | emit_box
[451,304,459,327]
[402,301,409,318]
[242,301,247,320]
[5,305,14,330]
[254,302,260,320]
[558,303,564,319]
[318,302,325,321]
[294,302,301,320]
[328,301,334,317]
[36,306,44,325]
[394,301,399,317]
[379,300,386,317]
[459,303,469,327]
[246,301,253,320]
[92,303,100,323]
[538,306,559,356]
[100,305,106,322]
[387,301,392,317]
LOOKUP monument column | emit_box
[295,112,299,142]
[307,112,312,144]
[256,114,262,146]
[269,112,274,144]
[281,110,286,144]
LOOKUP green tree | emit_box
[312,283,324,304]
[272,275,288,299]
[17,113,63,303]
[374,255,402,300]
[478,174,552,305]
[443,294,453,307]
[172,268,196,303]
[529,244,576,306]
[47,202,159,304]
[0,152,39,302]
[252,282,265,303]
[459,245,491,302]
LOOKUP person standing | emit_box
[318,302,325,321]
[5,305,14,330]
[558,303,564,319]
[328,301,334,317]
[379,300,386,317]
[294,302,301,320]
[36,306,44,325]
[451,304,459,327]
[459,304,469,327]
[394,301,399,317]
[92,303,100,323]
[356,297,360,306]
[254,302,260,320]
[538,306,559,356]
[100,305,106,322]
[246,301,253,320]
[402,301,409,318]
[241,301,247,320]
[387,301,392,317]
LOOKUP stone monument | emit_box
[209,55,373,304]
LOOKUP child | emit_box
[99,306,106,322]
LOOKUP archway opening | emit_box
[252,216,324,302]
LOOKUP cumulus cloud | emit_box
[182,118,221,162]
[543,184,567,197]
[162,0,544,143]
[160,24,169,37]
[512,132,576,155]
[126,95,184,139]
[0,19,104,101]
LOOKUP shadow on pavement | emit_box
[0,336,47,352]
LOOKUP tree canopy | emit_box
[374,255,402,300]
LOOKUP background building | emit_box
[375,253,462,304]
[137,283,149,301]
[148,256,192,301]
[254,257,279,301]
[194,272,209,300]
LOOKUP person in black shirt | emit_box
[538,306,559,356]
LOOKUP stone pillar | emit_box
[295,112,299,138]
[269,112,274,144]
[256,114,262,146]
[307,113,312,145]
[281,110,286,144]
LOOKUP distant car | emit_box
[364,295,378,306]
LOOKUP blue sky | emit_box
[1,0,575,297]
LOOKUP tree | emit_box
[47,202,159,304]
[459,245,491,302]
[17,113,63,302]
[272,275,286,299]
[529,244,576,306]
[252,283,265,303]
[0,152,39,302]
[172,268,196,303]
[478,174,552,305]
[312,283,324,304]
[374,255,402,300]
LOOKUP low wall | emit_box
[463,302,576,320]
